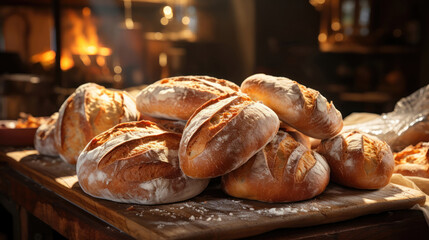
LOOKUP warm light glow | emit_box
[96,56,105,66]
[30,77,40,84]
[162,6,173,16]
[31,50,55,64]
[86,46,97,55]
[160,17,169,26]
[154,32,163,40]
[99,47,112,56]
[80,55,91,66]
[159,52,167,67]
[60,55,74,71]
[32,10,113,72]
[318,33,327,42]
[114,66,122,74]
[331,21,341,31]
[182,16,190,25]
[334,33,344,41]
[125,18,134,29]
[82,7,91,17]
[114,74,122,82]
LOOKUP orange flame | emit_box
[32,8,112,71]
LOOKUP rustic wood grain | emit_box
[0,149,426,240]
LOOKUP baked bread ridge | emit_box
[55,83,140,164]
[317,130,394,189]
[394,142,429,178]
[136,75,240,121]
[34,112,59,156]
[241,73,343,139]
[179,94,280,179]
[221,130,330,203]
[77,120,210,204]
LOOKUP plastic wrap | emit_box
[343,84,429,152]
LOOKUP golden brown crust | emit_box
[34,112,59,156]
[317,130,394,189]
[136,76,239,121]
[394,142,429,178]
[77,120,209,204]
[241,73,343,139]
[55,83,140,164]
[179,94,280,179]
[221,130,330,203]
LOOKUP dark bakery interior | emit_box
[1,1,429,239]
[1,0,428,119]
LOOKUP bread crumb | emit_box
[126,206,135,211]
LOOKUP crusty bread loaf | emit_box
[55,83,140,164]
[222,129,330,202]
[34,112,59,157]
[179,93,280,179]
[279,121,311,149]
[136,75,240,121]
[394,142,429,178]
[140,114,186,134]
[77,120,209,204]
[317,130,394,189]
[241,73,343,139]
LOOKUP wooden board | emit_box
[0,149,426,240]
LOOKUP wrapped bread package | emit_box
[343,84,429,152]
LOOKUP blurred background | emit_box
[0,0,428,119]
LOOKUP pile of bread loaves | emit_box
[35,74,399,204]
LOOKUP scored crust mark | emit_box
[265,133,297,181]
[295,151,316,182]
[185,93,239,127]
[97,136,168,169]
[159,76,240,93]
[264,131,315,182]
[118,162,182,183]
[297,84,317,111]
[185,95,253,160]
[86,121,162,152]
[362,135,381,175]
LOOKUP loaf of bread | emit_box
[136,76,240,121]
[55,83,140,164]
[241,73,343,139]
[279,122,312,149]
[179,93,280,178]
[222,129,330,202]
[77,120,209,204]
[34,112,59,157]
[394,142,429,178]
[317,130,394,189]
[140,114,186,134]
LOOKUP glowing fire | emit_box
[31,7,111,71]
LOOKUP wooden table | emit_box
[0,147,428,240]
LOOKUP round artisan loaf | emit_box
[77,120,209,204]
[316,130,394,189]
[179,93,280,179]
[34,112,59,157]
[55,83,140,164]
[394,142,429,178]
[241,73,343,139]
[222,129,330,202]
[136,75,240,121]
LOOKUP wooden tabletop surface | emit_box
[0,147,428,239]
